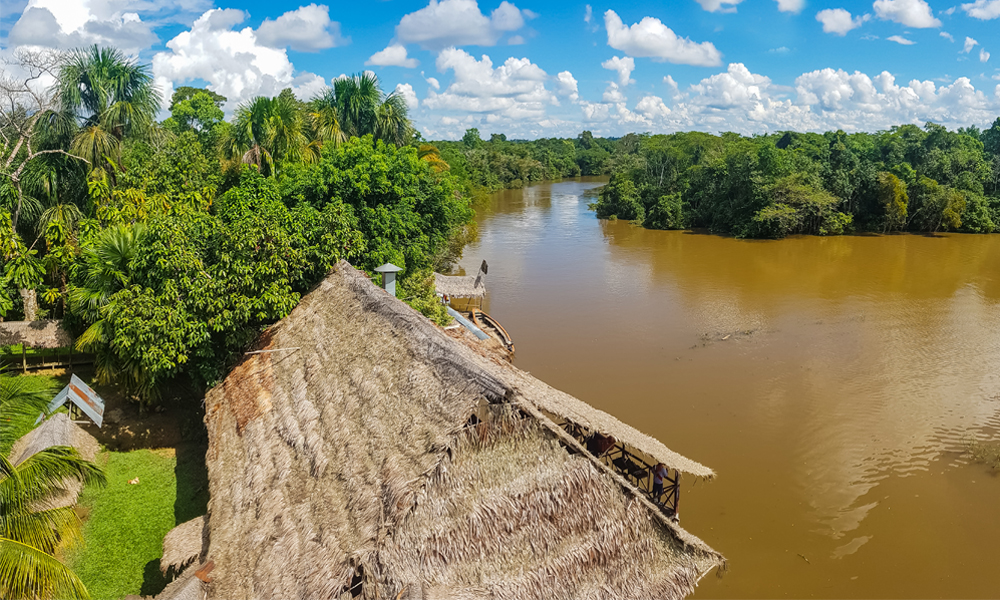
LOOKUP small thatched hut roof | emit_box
[149,571,205,600]
[8,413,100,509]
[0,319,73,349]
[434,260,487,299]
[198,261,722,600]
[161,516,209,575]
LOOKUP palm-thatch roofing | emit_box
[8,413,99,509]
[196,261,722,600]
[161,516,209,575]
[0,319,73,349]
[144,571,205,600]
[434,260,487,299]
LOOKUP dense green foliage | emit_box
[0,48,472,403]
[594,122,1000,238]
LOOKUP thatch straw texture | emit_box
[8,413,100,509]
[155,571,205,600]
[201,261,722,600]
[161,516,209,575]
[0,320,73,349]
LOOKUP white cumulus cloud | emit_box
[636,95,671,118]
[776,0,806,13]
[982,48,992,62]
[422,47,557,120]
[569,63,1000,138]
[367,44,419,68]
[816,9,869,35]
[693,0,744,13]
[888,35,916,44]
[601,56,636,86]
[604,9,723,66]
[8,0,157,54]
[689,63,772,109]
[873,0,941,27]
[940,31,954,41]
[394,83,419,109]
[555,71,579,101]
[151,8,328,112]
[255,4,347,52]
[602,82,627,103]
[395,0,531,49]
[963,37,979,52]
[961,0,1000,19]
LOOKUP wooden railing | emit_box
[0,350,94,372]
[558,420,680,520]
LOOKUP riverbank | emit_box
[458,178,1000,598]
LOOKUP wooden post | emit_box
[21,345,26,373]
[674,471,681,517]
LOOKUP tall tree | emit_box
[309,72,413,147]
[54,46,161,172]
[224,95,314,178]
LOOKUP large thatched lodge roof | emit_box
[179,261,722,600]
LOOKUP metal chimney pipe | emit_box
[374,263,403,297]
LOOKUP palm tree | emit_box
[54,46,161,171]
[69,223,144,386]
[0,373,106,599]
[309,72,414,148]
[418,144,450,173]
[224,95,314,177]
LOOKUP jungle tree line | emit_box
[432,128,617,197]
[592,124,1000,238]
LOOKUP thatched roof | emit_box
[0,319,73,349]
[434,260,487,299]
[200,261,723,600]
[8,413,100,509]
[161,516,209,575]
[153,571,205,600]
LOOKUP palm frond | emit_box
[0,537,90,599]
[0,375,52,455]
[0,506,82,555]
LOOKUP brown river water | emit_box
[455,178,1000,598]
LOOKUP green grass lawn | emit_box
[68,446,208,599]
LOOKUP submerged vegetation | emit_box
[966,438,1000,470]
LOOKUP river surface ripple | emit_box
[456,177,1000,599]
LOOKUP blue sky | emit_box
[2,0,999,138]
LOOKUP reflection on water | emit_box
[459,178,1000,598]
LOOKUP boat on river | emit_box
[434,260,515,356]
[470,307,515,353]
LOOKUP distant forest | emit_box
[438,120,1000,239]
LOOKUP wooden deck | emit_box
[558,420,681,520]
